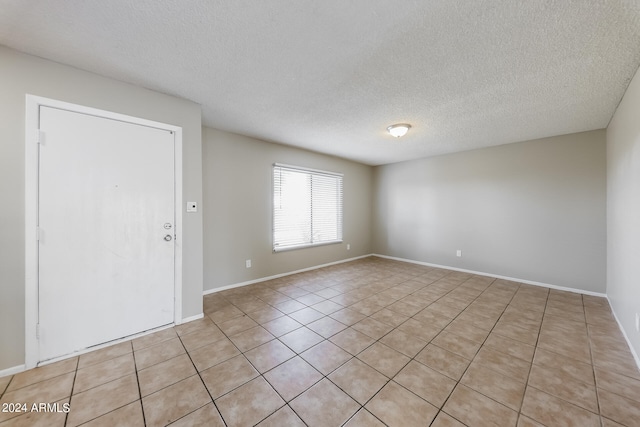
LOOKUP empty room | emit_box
[1,1,639,426]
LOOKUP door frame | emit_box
[24,95,183,368]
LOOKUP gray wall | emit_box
[607,65,640,359]
[373,130,607,293]
[0,46,204,371]
[202,127,372,290]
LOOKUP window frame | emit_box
[272,163,343,253]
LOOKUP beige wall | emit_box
[202,127,372,290]
[607,65,640,360]
[0,46,204,371]
[373,130,607,293]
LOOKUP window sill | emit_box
[273,240,343,253]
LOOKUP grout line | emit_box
[130,346,147,427]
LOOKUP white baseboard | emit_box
[203,254,372,296]
[372,254,607,297]
[606,296,640,371]
[0,364,26,378]
[178,313,204,325]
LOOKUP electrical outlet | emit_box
[456,250,462,257]
[246,259,251,268]
[347,244,351,250]
[635,313,639,332]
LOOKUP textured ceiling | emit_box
[2,1,640,165]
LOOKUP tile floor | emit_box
[1,257,639,426]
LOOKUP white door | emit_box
[38,106,176,362]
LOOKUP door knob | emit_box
[164,235,173,241]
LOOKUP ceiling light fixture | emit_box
[387,123,411,138]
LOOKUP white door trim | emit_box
[24,95,183,369]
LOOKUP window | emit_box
[273,163,343,252]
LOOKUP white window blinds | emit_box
[273,164,343,252]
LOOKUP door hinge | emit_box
[36,226,41,241]
[35,129,44,145]
[36,324,40,339]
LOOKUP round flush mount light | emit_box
[387,123,411,138]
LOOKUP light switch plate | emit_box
[186,202,197,212]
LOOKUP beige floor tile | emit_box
[274,299,306,314]
[537,331,591,364]
[279,327,324,353]
[352,318,394,340]
[66,374,139,427]
[444,384,518,427]
[521,386,600,427]
[217,315,259,336]
[343,408,386,426]
[228,325,275,352]
[142,375,211,427]
[131,328,177,352]
[461,363,526,411]
[7,358,77,393]
[74,353,135,393]
[256,404,305,427]
[247,307,285,324]
[263,356,322,401]
[591,347,640,380]
[300,340,351,375]
[415,344,470,380]
[262,316,303,337]
[527,364,598,413]
[357,342,410,378]
[180,325,226,353]
[244,339,296,373]
[288,307,325,324]
[200,354,258,399]
[444,320,491,344]
[379,328,427,357]
[174,316,214,336]
[366,381,438,427]
[533,347,594,385]
[208,305,244,324]
[296,293,324,306]
[330,327,376,355]
[431,411,467,427]
[329,308,367,326]
[290,378,360,427]
[215,376,284,427]
[169,402,224,427]
[328,358,388,405]
[483,333,535,362]
[516,415,546,427]
[81,400,144,427]
[311,300,344,315]
[492,321,539,346]
[138,353,196,397]
[397,318,442,342]
[595,367,640,403]
[394,360,456,407]
[600,417,626,427]
[370,308,409,327]
[0,375,10,395]
[134,337,185,370]
[349,300,385,316]
[473,347,531,383]
[387,300,422,316]
[78,341,133,369]
[598,387,640,427]
[306,316,348,338]
[0,373,74,423]
[188,337,240,372]
[432,330,481,360]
